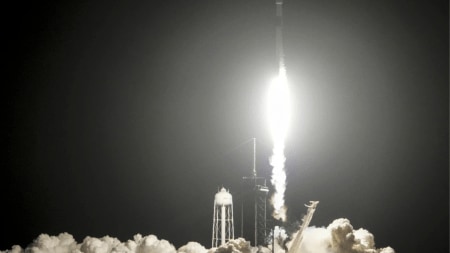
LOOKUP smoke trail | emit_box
[267,67,291,222]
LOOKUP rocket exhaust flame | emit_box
[267,0,290,222]
[267,66,290,222]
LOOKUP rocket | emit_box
[275,0,285,73]
[268,0,290,223]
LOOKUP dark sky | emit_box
[3,0,448,252]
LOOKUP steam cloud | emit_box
[293,218,395,253]
[1,218,394,253]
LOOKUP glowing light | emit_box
[267,66,291,222]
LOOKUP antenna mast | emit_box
[253,138,256,177]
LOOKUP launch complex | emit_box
[212,0,319,252]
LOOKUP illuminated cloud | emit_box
[24,233,78,253]
[295,218,395,253]
[177,242,207,253]
[0,219,394,253]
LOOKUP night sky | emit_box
[3,0,448,252]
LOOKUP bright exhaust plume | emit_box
[267,66,291,222]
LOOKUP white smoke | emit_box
[292,218,395,253]
[267,67,291,222]
[24,233,78,253]
[177,242,207,253]
[208,238,252,253]
[1,219,394,253]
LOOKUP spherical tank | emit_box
[215,187,232,206]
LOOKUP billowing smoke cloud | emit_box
[178,242,207,253]
[208,238,253,253]
[1,219,394,253]
[287,218,395,253]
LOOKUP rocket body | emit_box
[275,0,284,71]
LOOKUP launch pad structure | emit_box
[286,201,319,253]
[240,138,269,247]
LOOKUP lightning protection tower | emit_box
[212,187,235,247]
[241,138,269,247]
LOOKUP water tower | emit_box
[212,187,235,247]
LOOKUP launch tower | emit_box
[240,138,269,246]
